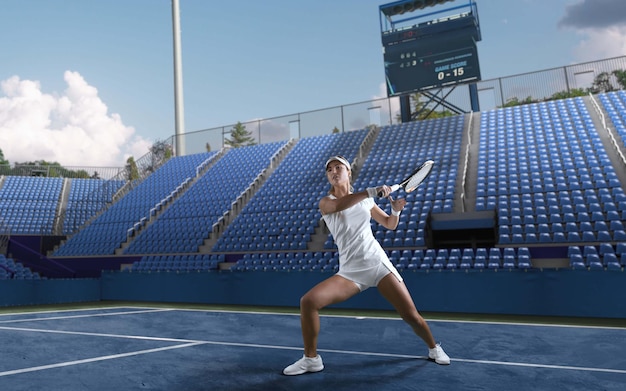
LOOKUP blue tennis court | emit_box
[0,305,624,390]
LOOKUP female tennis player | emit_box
[283,155,450,376]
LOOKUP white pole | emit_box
[172,0,185,156]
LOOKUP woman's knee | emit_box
[402,312,427,329]
[300,291,322,311]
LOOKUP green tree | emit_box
[126,156,140,181]
[0,148,8,165]
[396,92,457,122]
[550,88,587,100]
[395,93,457,121]
[590,72,614,93]
[148,140,173,173]
[396,93,423,122]
[420,109,456,119]
[612,69,626,89]
[331,126,341,134]
[11,160,91,178]
[225,122,256,148]
[412,93,455,119]
[502,96,536,108]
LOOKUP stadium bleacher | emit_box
[0,176,63,234]
[598,90,626,149]
[213,130,368,253]
[62,178,126,235]
[1,94,625,278]
[124,142,287,255]
[353,116,464,249]
[0,253,40,280]
[52,152,216,256]
[477,97,626,245]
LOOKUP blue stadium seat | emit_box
[446,256,460,269]
[525,233,538,243]
[582,231,596,242]
[473,255,486,269]
[606,256,622,271]
[459,255,473,269]
[487,255,501,269]
[587,254,603,270]
[539,233,552,243]
[517,254,531,269]
[610,220,624,231]
[570,254,586,269]
[433,256,446,269]
[420,256,433,269]
[583,246,598,256]
[597,231,612,241]
[614,230,626,241]
[567,232,581,242]
[502,255,516,269]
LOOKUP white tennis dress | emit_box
[322,195,402,291]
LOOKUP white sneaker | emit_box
[283,354,324,375]
[428,343,450,365]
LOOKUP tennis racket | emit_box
[377,160,434,197]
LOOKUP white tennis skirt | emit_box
[336,259,403,291]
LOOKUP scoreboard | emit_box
[384,35,480,96]
[380,1,482,97]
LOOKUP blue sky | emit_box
[1,0,625,166]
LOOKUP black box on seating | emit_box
[426,211,497,249]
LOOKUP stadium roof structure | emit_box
[379,0,455,18]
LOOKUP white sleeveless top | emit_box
[322,196,390,272]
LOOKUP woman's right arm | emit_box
[319,185,389,215]
[319,191,369,215]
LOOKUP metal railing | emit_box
[55,146,174,236]
[460,111,475,213]
[170,55,626,154]
[1,56,625,238]
[0,165,123,180]
[0,216,9,255]
[588,93,626,166]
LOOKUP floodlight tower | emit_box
[379,0,482,121]
[172,0,185,156]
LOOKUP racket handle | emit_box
[377,184,400,197]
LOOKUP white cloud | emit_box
[572,26,626,63]
[0,71,152,167]
[373,82,401,125]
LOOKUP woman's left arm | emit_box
[371,196,406,230]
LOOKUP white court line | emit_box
[0,308,175,324]
[1,324,624,377]
[168,307,626,331]
[448,357,626,374]
[0,342,206,377]
[0,325,203,343]
[0,306,157,318]
[310,348,626,375]
[0,325,209,378]
[3,305,624,331]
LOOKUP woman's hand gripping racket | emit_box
[377,160,434,197]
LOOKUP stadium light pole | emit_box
[172,0,185,156]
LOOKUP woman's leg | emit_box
[300,275,360,357]
[376,273,437,348]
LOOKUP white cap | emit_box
[325,155,351,170]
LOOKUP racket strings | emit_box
[405,171,429,192]
[404,162,433,192]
